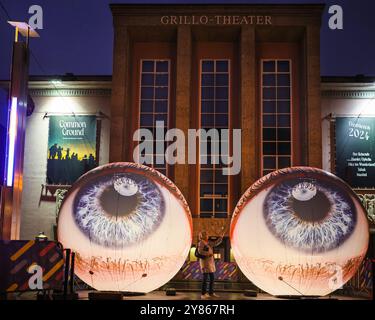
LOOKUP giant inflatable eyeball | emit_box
[230,167,369,296]
[58,162,192,293]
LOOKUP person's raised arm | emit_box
[211,226,227,247]
[211,237,223,247]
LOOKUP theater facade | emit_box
[110,4,323,239]
[1,4,374,294]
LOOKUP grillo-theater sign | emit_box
[160,15,272,25]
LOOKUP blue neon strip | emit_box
[6,97,17,187]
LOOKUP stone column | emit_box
[174,26,192,205]
[305,25,322,168]
[240,26,257,193]
[109,23,130,162]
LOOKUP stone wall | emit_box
[20,87,111,239]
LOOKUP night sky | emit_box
[0,1,374,183]
[0,0,374,80]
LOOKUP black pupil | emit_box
[99,186,139,217]
[290,191,331,223]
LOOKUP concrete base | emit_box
[243,290,257,297]
[166,288,177,296]
[88,291,124,300]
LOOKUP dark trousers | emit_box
[201,272,214,295]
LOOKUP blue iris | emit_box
[263,179,357,253]
[73,172,165,248]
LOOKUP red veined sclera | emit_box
[230,167,369,296]
[58,162,192,293]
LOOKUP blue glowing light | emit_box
[6,97,17,187]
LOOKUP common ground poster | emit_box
[335,117,375,188]
[47,115,97,185]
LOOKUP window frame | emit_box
[198,58,232,218]
[137,58,171,177]
[260,58,294,176]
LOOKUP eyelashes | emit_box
[264,180,357,253]
[73,173,165,248]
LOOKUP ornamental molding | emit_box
[357,194,375,225]
[29,88,111,97]
[321,90,375,99]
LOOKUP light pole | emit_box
[0,22,39,240]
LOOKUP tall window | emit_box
[139,59,170,176]
[261,59,292,176]
[199,60,230,218]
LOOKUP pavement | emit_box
[4,290,369,300]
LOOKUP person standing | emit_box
[197,231,223,299]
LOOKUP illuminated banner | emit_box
[0,240,64,293]
[46,115,97,185]
[335,117,375,188]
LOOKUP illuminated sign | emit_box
[335,117,375,188]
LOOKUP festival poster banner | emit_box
[335,117,375,188]
[47,115,97,185]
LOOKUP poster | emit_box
[335,117,375,188]
[46,115,97,185]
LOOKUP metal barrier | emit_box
[343,257,373,298]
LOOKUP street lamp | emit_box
[0,22,39,240]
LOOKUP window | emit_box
[139,59,170,176]
[199,60,230,218]
[261,60,292,176]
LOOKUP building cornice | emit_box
[110,4,326,16]
[1,78,374,99]
[321,90,375,99]
[110,4,325,28]
[0,80,112,97]
[321,82,375,99]
[28,88,112,97]
[29,81,112,97]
